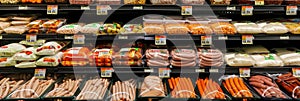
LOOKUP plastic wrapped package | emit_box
[19,40,46,47]
[113,48,143,60]
[108,79,136,101]
[11,21,30,26]
[0,17,9,22]
[0,22,10,30]
[196,78,226,99]
[168,77,197,98]
[57,24,82,34]
[124,0,146,4]
[42,19,65,28]
[171,49,197,67]
[165,20,189,34]
[210,0,231,5]
[89,49,113,67]
[251,54,284,67]
[198,49,224,67]
[35,41,67,55]
[81,23,101,34]
[0,43,26,57]
[4,26,28,34]
[234,23,263,34]
[0,57,16,67]
[146,49,169,67]
[0,0,19,3]
[62,47,90,66]
[139,76,165,97]
[243,46,270,54]
[121,24,144,34]
[45,0,68,3]
[188,19,212,34]
[220,75,254,98]
[225,53,254,66]
[143,15,165,34]
[44,78,82,98]
[150,0,177,4]
[69,0,92,4]
[21,0,42,3]
[283,22,300,34]
[76,78,109,100]
[260,23,289,34]
[27,20,45,29]
[15,61,36,68]
[181,0,205,4]
[272,48,300,66]
[99,23,123,35]
[265,0,283,5]
[36,52,63,67]
[210,22,236,34]
[94,0,121,4]
[285,0,300,5]
[12,47,38,61]
[11,16,34,21]
[276,72,300,99]
[0,78,24,99]
[237,0,254,4]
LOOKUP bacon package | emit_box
[35,41,68,55]
[36,52,63,67]
[0,43,26,57]
[12,47,38,61]
[89,49,112,67]
[62,47,90,66]
[0,57,16,67]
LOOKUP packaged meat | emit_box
[99,23,123,35]
[225,53,254,66]
[150,0,177,4]
[42,19,65,28]
[0,78,24,99]
[121,24,144,34]
[234,23,263,34]
[0,43,26,57]
[76,78,109,100]
[237,0,254,4]
[81,23,101,34]
[168,77,197,98]
[15,61,36,68]
[56,24,82,34]
[69,0,92,4]
[61,61,89,66]
[44,77,82,98]
[0,17,9,22]
[139,76,165,97]
[63,47,91,61]
[36,52,63,67]
[285,0,300,5]
[94,0,121,4]
[12,47,38,61]
[198,49,224,67]
[220,75,254,98]
[35,41,68,55]
[210,0,231,5]
[0,57,16,67]
[0,0,19,3]
[113,48,143,60]
[19,40,46,46]
[260,23,289,34]
[124,0,146,4]
[243,46,270,54]
[265,0,283,5]
[272,48,300,66]
[181,0,205,4]
[276,72,300,99]
[11,16,34,21]
[171,49,197,67]
[283,22,300,34]
[21,0,42,3]
[143,15,165,35]
[187,18,212,34]
[0,22,10,30]
[27,20,45,29]
[146,49,169,66]
[165,20,189,34]
[197,78,226,99]
[109,79,136,101]
[210,22,236,34]
[45,0,68,3]
[89,49,112,67]
[251,54,284,67]
[4,26,27,34]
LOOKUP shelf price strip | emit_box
[241,6,253,16]
[101,68,114,77]
[73,35,85,44]
[239,68,250,77]
[181,6,192,15]
[159,68,171,78]
[34,68,46,79]
[201,35,212,46]
[292,68,300,77]
[26,34,37,42]
[242,35,253,44]
[97,5,111,15]
[47,5,58,15]
[155,35,166,45]
[286,6,298,15]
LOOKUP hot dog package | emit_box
[196,78,227,99]
[0,43,26,57]
[168,77,197,98]
[146,49,170,67]
[171,49,197,67]
[0,57,16,67]
[36,52,63,67]
[139,76,165,97]
[220,75,254,98]
[251,54,284,67]
[12,47,38,61]
[225,53,255,66]
[89,49,112,67]
[108,79,136,101]
[35,41,68,55]
[198,49,224,67]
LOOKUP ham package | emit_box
[272,48,300,66]
[35,41,68,55]
[171,49,197,67]
[113,48,142,66]
[251,54,283,67]
[36,52,63,67]
[139,76,165,97]
[225,53,255,66]
[62,47,90,66]
[12,47,38,61]
[198,49,224,67]
[89,49,112,67]
[146,49,170,67]
[0,43,26,57]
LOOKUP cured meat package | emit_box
[171,49,197,67]
[113,48,142,66]
[0,43,26,57]
[146,49,169,67]
[35,41,68,55]
[89,49,113,67]
[36,52,63,67]
[62,47,91,66]
[198,49,224,67]
[139,76,165,97]
[108,79,136,101]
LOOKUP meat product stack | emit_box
[249,75,286,98]
[27,20,45,34]
[113,48,142,66]
[0,43,26,57]
[42,19,66,33]
[146,49,169,67]
[276,72,300,99]
[251,54,284,67]
[12,47,39,68]
[36,52,63,67]
[225,53,255,66]
[109,79,136,101]
[76,78,109,100]
[35,41,68,56]
[45,78,82,98]
[198,49,224,67]
[0,57,16,67]
[140,76,165,97]
[89,49,112,67]
[3,16,33,34]
[196,78,225,99]
[272,48,300,66]
[56,24,82,34]
[0,78,24,99]
[171,49,197,67]
[168,77,197,98]
[222,76,253,98]
[62,47,91,66]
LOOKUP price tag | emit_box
[242,35,254,44]
[144,68,154,73]
[218,36,228,40]
[181,6,192,15]
[133,6,143,10]
[255,0,264,5]
[81,6,90,10]
[34,68,46,79]
[47,5,58,15]
[226,6,236,11]
[241,6,253,16]
[195,69,205,72]
[239,68,250,77]
[101,68,114,77]
[0,35,2,40]
[159,68,171,78]
[155,35,166,45]
[292,68,300,77]
[19,5,28,10]
[209,69,219,73]
[73,35,85,44]
[97,5,111,15]
[280,36,290,40]
[201,35,212,46]
[287,6,298,15]
[64,35,74,39]
[26,34,37,42]
[118,35,128,39]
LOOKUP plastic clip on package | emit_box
[168,77,198,98]
[36,52,63,67]
[198,49,224,67]
[196,78,226,99]
[146,49,170,67]
[171,49,197,67]
[0,43,26,57]
[225,53,255,66]
[108,79,136,101]
[276,72,300,99]
[221,75,253,98]
[76,78,109,100]
[140,76,165,97]
[44,78,82,98]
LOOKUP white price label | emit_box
[34,68,46,79]
[26,34,37,42]
[287,6,298,15]
[218,36,228,40]
[101,68,113,77]
[47,5,58,15]
[73,35,85,44]
[255,0,264,5]
[133,6,143,10]
[118,35,128,39]
[280,36,290,40]
[19,6,28,10]
[65,35,74,39]
[226,6,236,11]
[209,69,219,73]
[81,6,90,10]
[242,35,254,44]
[201,35,212,46]
[181,6,192,15]
[241,6,253,16]
[144,68,154,73]
[155,35,166,45]
[195,69,205,72]
[97,5,111,15]
[239,68,250,77]
[159,68,171,78]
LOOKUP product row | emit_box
[1,15,300,35]
[0,73,298,100]
[1,41,300,68]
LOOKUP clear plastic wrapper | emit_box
[62,47,90,66]
[44,77,82,98]
[0,0,19,4]
[259,23,289,34]
[0,57,16,67]
[276,72,300,99]
[143,15,165,35]
[210,0,231,5]
[171,49,197,67]
[0,43,26,57]
[243,46,270,54]
[285,0,300,5]
[76,78,109,100]
[165,20,189,34]
[12,47,38,61]
[27,20,45,29]
[11,16,34,21]
[264,0,283,5]
[69,0,92,4]
[4,26,28,34]
[56,24,82,34]
[0,22,11,30]
[210,22,236,34]
[146,49,169,67]
[124,0,146,4]
[150,0,177,4]
[196,78,228,99]
[198,48,224,67]
[0,17,9,22]
[42,19,66,29]
[181,0,205,4]
[121,24,144,34]
[113,48,143,60]
[19,40,46,46]
[220,75,254,98]
[251,54,284,67]
[35,41,68,55]
[94,0,121,4]
[107,79,136,101]
[139,76,165,97]
[36,52,63,67]
[15,61,36,68]
[80,23,101,34]
[225,53,254,66]
[168,77,198,98]
[272,48,300,66]
[89,49,113,67]
[99,23,123,35]
[283,22,300,34]
[188,18,212,34]
[234,23,263,34]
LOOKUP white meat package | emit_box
[35,41,64,55]
[251,54,284,67]
[15,62,36,68]
[0,57,16,67]
[0,43,26,57]
[225,53,255,66]
[36,52,63,67]
[12,47,38,61]
[278,53,300,66]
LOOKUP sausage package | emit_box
[36,52,63,67]
[225,53,255,66]
[196,78,227,99]
[276,72,300,99]
[146,49,170,67]
[12,47,38,61]
[56,24,82,34]
[44,77,82,98]
[0,43,26,57]
[89,49,112,67]
[168,77,197,98]
[139,76,165,97]
[220,75,255,98]
[251,54,284,67]
[0,57,16,67]
[35,41,68,55]
[63,47,91,61]
[76,78,109,100]
[171,49,197,67]
[108,79,136,101]
[198,49,224,67]
[113,48,143,60]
